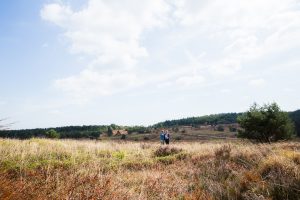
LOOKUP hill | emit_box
[152,113,241,128]
[1,110,299,139]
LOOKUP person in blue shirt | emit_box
[160,130,165,144]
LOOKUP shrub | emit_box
[156,155,176,165]
[107,127,113,137]
[259,156,300,200]
[112,151,125,160]
[229,126,237,132]
[45,129,60,138]
[172,127,179,133]
[214,145,231,161]
[238,103,295,142]
[217,125,225,132]
[153,146,182,157]
[120,134,126,140]
[289,110,300,137]
[175,136,182,141]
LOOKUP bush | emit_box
[120,134,126,140]
[289,110,300,137]
[217,125,225,132]
[153,146,182,157]
[172,127,179,133]
[45,129,60,139]
[175,136,182,141]
[259,156,300,200]
[238,103,295,142]
[214,145,231,161]
[229,126,237,132]
[107,127,113,137]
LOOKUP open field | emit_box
[0,139,299,200]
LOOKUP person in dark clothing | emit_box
[164,130,170,145]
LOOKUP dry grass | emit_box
[0,138,299,199]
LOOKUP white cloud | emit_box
[248,78,266,87]
[210,59,241,76]
[54,69,143,100]
[175,75,205,88]
[41,0,170,67]
[40,3,72,26]
[41,0,172,100]
[221,89,231,94]
[41,0,300,101]
[174,0,300,61]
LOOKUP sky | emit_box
[1,0,300,129]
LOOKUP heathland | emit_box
[0,139,299,199]
[1,109,299,140]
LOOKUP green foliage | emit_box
[156,155,176,164]
[289,109,300,137]
[112,151,125,160]
[125,126,150,134]
[107,126,113,137]
[0,125,105,139]
[45,129,60,138]
[1,108,298,140]
[121,134,126,140]
[238,103,295,142]
[152,113,241,128]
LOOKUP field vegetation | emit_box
[0,139,299,199]
[1,107,299,140]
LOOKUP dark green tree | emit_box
[107,126,113,137]
[289,110,300,137]
[45,129,60,138]
[238,103,295,142]
[121,134,126,140]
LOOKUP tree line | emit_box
[1,105,300,139]
[152,113,242,128]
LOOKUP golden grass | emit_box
[0,138,299,199]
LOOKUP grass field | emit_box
[0,138,299,200]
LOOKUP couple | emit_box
[160,130,170,145]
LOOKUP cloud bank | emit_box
[41,0,300,101]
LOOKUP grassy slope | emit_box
[108,128,237,141]
[0,139,299,200]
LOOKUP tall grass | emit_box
[0,138,299,199]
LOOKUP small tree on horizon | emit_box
[107,126,113,137]
[45,129,60,139]
[238,103,295,142]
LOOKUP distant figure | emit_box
[165,130,170,145]
[160,130,165,145]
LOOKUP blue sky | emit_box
[1,0,300,129]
